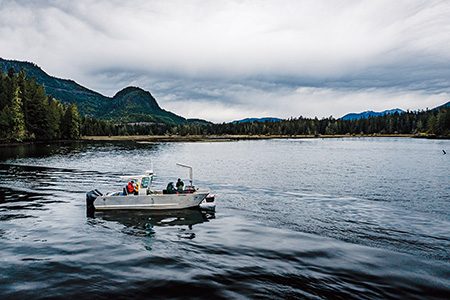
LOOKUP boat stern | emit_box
[86,189,102,216]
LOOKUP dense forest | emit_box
[1,68,449,143]
[80,106,450,138]
[0,69,81,142]
[172,107,450,137]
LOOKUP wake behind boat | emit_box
[86,163,215,212]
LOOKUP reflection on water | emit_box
[0,139,449,299]
[96,209,215,230]
[93,209,215,241]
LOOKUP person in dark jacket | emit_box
[176,178,184,192]
[165,182,176,194]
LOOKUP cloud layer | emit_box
[1,0,449,121]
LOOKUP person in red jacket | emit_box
[127,180,135,195]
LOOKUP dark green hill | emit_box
[186,118,213,125]
[108,86,186,124]
[0,58,187,124]
[0,58,108,115]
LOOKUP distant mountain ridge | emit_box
[232,117,282,124]
[0,58,187,124]
[433,101,450,110]
[340,108,405,121]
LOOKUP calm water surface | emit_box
[0,138,449,299]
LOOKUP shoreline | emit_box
[0,139,79,148]
[2,134,449,147]
[81,134,417,142]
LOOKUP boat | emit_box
[86,163,215,212]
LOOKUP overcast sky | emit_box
[1,0,449,122]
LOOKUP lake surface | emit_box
[0,138,449,299]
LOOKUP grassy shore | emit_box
[81,134,416,142]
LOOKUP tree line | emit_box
[80,106,449,138]
[0,69,81,142]
[81,117,172,137]
[173,109,449,137]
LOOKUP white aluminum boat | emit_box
[86,163,213,212]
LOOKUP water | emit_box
[0,138,449,299]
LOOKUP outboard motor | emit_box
[205,194,215,202]
[200,194,216,212]
[86,189,102,217]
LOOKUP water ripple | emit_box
[0,139,449,299]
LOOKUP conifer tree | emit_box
[61,103,81,139]
[10,87,26,141]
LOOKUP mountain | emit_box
[0,58,186,124]
[340,108,405,121]
[432,101,450,111]
[0,58,108,116]
[186,118,213,125]
[232,117,283,124]
[106,86,185,124]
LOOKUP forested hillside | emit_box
[0,69,81,142]
[0,58,106,116]
[0,58,187,124]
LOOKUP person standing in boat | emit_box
[176,178,184,192]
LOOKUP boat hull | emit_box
[93,191,209,210]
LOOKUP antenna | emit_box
[145,161,154,175]
[176,163,193,186]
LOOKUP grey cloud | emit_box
[0,0,449,121]
[86,69,448,122]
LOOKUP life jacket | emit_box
[127,182,134,194]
